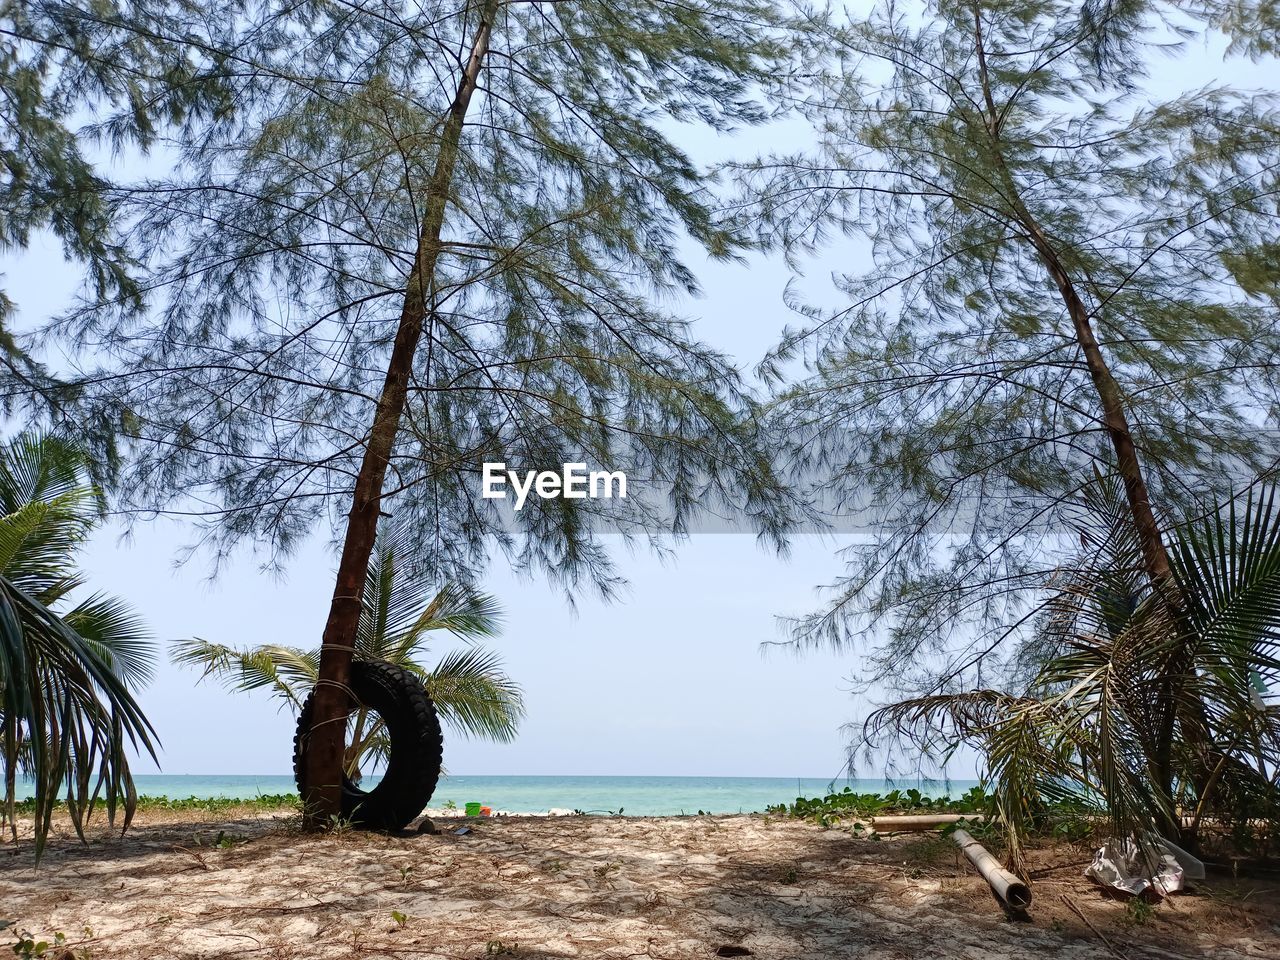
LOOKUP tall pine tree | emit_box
[737,0,1280,695]
[55,0,795,823]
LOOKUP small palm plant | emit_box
[868,477,1280,873]
[173,521,523,779]
[0,433,156,855]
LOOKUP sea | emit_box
[13,774,979,816]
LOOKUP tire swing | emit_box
[293,659,443,831]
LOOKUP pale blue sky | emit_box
[3,15,1265,781]
[80,523,873,778]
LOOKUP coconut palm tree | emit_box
[868,477,1280,873]
[0,433,157,855]
[173,521,523,778]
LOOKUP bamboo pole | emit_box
[952,828,1031,909]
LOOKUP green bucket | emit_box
[464,802,482,817]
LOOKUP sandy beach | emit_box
[2,808,1277,959]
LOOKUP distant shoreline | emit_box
[11,773,981,817]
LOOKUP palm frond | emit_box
[358,520,502,663]
[0,494,95,601]
[357,520,442,659]
[1166,484,1280,819]
[0,434,157,857]
[392,583,503,664]
[1172,485,1280,686]
[1017,472,1151,682]
[170,638,316,709]
[422,647,524,743]
[62,593,154,689]
[0,434,94,517]
[0,573,158,857]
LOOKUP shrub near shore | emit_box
[769,786,996,827]
[10,794,302,816]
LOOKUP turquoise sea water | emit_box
[14,774,979,815]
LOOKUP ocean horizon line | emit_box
[115,772,976,782]
[119,772,914,781]
[12,773,982,816]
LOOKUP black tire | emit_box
[294,659,443,831]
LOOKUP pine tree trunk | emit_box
[970,9,1172,589]
[971,5,1186,836]
[300,0,501,829]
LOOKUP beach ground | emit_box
[2,808,1277,959]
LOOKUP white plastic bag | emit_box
[1085,836,1202,897]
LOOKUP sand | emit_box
[2,810,1277,959]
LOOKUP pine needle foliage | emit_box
[1,0,234,448]
[51,0,800,589]
[735,0,1280,695]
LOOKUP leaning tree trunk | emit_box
[970,10,1172,589]
[301,0,501,829]
[971,5,1192,839]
